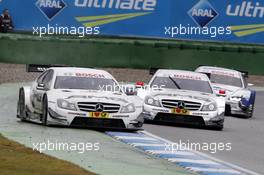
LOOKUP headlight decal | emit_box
[145,96,161,107]
[57,99,77,111]
[120,103,136,113]
[202,102,217,111]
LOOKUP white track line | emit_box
[168,158,220,165]
[146,150,194,156]
[187,167,241,174]
[113,136,157,141]
[141,131,261,175]
[130,143,166,147]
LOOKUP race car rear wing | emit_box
[26,64,67,72]
[237,70,249,78]
[197,65,249,78]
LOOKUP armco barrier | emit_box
[0,33,264,75]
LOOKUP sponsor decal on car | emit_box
[211,70,238,78]
[89,112,109,118]
[68,112,86,117]
[192,112,209,116]
[75,73,106,78]
[112,115,130,118]
[171,108,190,115]
[173,74,203,80]
[152,108,170,113]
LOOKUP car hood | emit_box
[146,89,216,104]
[211,83,243,96]
[48,89,130,105]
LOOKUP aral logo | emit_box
[36,0,67,20]
[188,0,218,27]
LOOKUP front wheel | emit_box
[245,104,255,119]
[41,95,48,126]
[225,104,231,116]
[208,125,224,131]
[214,125,224,131]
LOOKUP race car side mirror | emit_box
[37,83,45,90]
[219,90,226,95]
[217,89,226,97]
[135,81,145,88]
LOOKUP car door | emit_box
[31,70,49,110]
[33,70,54,111]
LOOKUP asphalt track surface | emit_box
[144,91,264,174]
[0,83,263,174]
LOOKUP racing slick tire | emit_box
[213,125,224,131]
[245,92,256,119]
[207,124,224,131]
[224,104,231,116]
[17,88,27,121]
[245,102,255,119]
[41,95,48,126]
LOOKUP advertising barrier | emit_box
[0,0,263,44]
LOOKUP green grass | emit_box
[0,134,96,175]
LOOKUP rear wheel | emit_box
[41,95,48,126]
[18,88,27,121]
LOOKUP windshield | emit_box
[54,76,121,92]
[150,76,213,94]
[209,74,243,87]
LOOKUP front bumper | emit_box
[143,104,224,127]
[226,90,255,117]
[226,100,253,116]
[46,104,144,130]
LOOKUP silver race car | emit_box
[196,66,256,118]
[137,69,226,130]
[17,65,144,130]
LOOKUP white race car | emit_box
[196,66,256,118]
[137,69,226,130]
[17,65,144,130]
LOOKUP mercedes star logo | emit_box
[177,101,186,109]
[95,103,104,112]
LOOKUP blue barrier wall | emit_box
[0,0,263,44]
